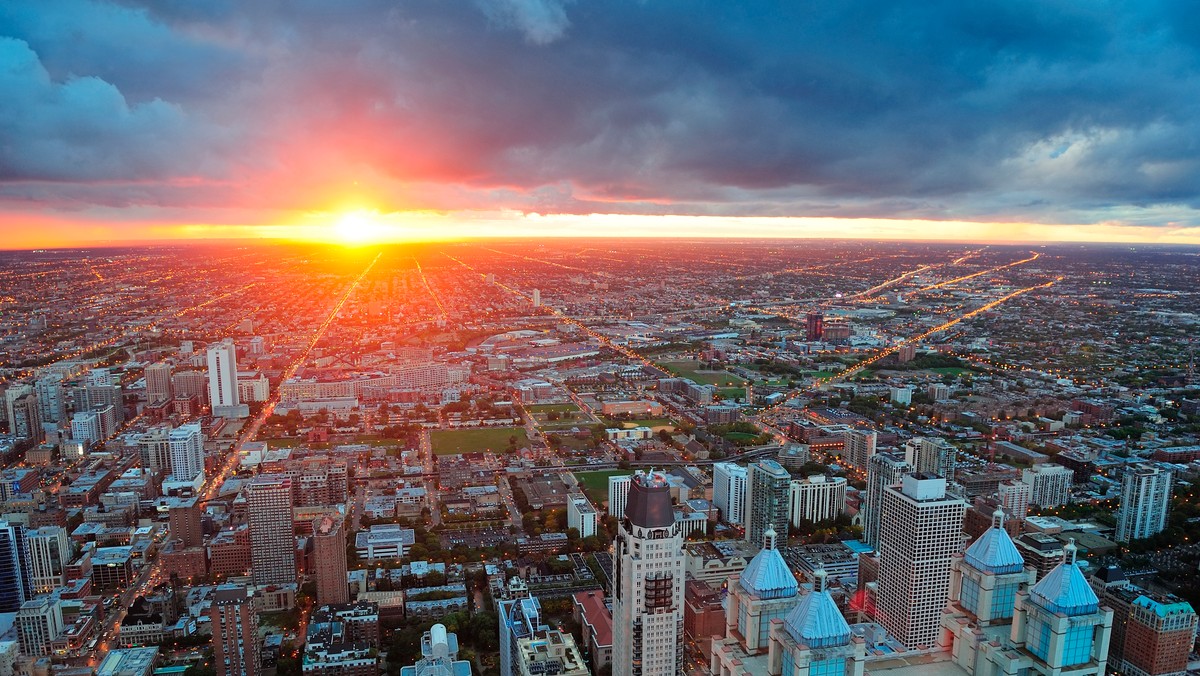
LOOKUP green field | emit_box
[526,403,581,413]
[574,469,631,505]
[718,388,747,400]
[724,431,759,442]
[430,427,528,455]
[661,360,748,386]
[805,370,837,379]
[929,367,973,376]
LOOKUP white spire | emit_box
[763,525,777,550]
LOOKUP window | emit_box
[811,657,846,676]
[1026,617,1051,661]
[960,576,981,617]
[1061,624,1093,666]
[990,582,1017,620]
[781,649,796,676]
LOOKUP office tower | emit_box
[145,362,174,403]
[714,527,799,661]
[168,497,203,549]
[16,598,63,657]
[805,311,824,341]
[1011,541,1113,676]
[789,475,846,527]
[0,521,30,612]
[246,475,296,585]
[876,473,966,649]
[843,429,877,472]
[997,479,1032,520]
[3,384,32,429]
[1022,463,1074,508]
[137,424,173,474]
[34,373,65,424]
[207,339,248,419]
[531,289,541,307]
[172,370,208,404]
[26,527,71,594]
[210,585,261,676]
[1116,464,1173,542]
[904,437,957,482]
[745,459,791,546]
[312,516,349,606]
[10,393,41,442]
[566,494,597,539]
[863,452,913,550]
[500,579,542,676]
[249,336,266,355]
[712,462,748,525]
[400,624,473,676]
[168,423,205,482]
[612,471,685,676]
[765,565,867,676]
[607,474,631,518]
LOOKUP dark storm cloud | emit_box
[1,0,1199,225]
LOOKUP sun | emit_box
[332,209,392,245]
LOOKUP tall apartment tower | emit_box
[0,521,30,613]
[607,474,631,519]
[16,598,63,657]
[863,451,913,550]
[207,339,248,419]
[168,497,204,549]
[612,471,685,676]
[904,437,958,482]
[566,494,598,538]
[210,585,261,676]
[805,311,824,341]
[500,579,544,676]
[34,373,65,425]
[25,527,71,594]
[843,429,878,472]
[312,516,349,606]
[145,362,174,403]
[789,475,847,527]
[168,423,205,482]
[1022,463,1074,508]
[745,459,791,546]
[1116,464,1173,542]
[137,425,173,474]
[998,479,1032,519]
[712,462,748,525]
[876,473,966,649]
[531,289,541,307]
[246,475,296,586]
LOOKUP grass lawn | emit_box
[805,370,837,379]
[431,427,528,455]
[660,360,749,387]
[724,431,760,442]
[618,418,675,430]
[526,403,581,413]
[256,437,303,448]
[718,388,747,400]
[929,367,973,376]
[574,469,630,505]
[551,435,596,451]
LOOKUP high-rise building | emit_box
[312,516,349,606]
[745,459,790,546]
[172,370,208,404]
[876,473,966,649]
[145,362,174,403]
[612,471,685,675]
[789,475,847,527]
[10,393,41,442]
[249,336,266,355]
[1091,564,1197,676]
[764,565,867,676]
[711,527,799,665]
[843,429,877,472]
[207,339,248,419]
[34,373,65,425]
[1022,463,1074,508]
[71,411,102,447]
[566,494,598,539]
[168,497,203,549]
[246,475,296,586]
[0,521,30,612]
[500,579,545,676]
[168,423,205,482]
[1116,464,1173,542]
[3,384,32,431]
[26,527,71,594]
[997,479,1032,519]
[863,451,912,550]
[712,462,748,526]
[16,598,63,657]
[904,437,957,482]
[137,425,173,475]
[607,474,631,519]
[805,311,824,341]
[531,289,541,307]
[400,624,473,676]
[210,585,261,676]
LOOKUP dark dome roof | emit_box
[625,473,675,528]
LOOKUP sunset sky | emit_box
[2,1,1200,248]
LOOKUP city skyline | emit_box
[3,1,1200,248]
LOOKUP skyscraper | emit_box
[712,462,747,525]
[788,475,847,527]
[904,437,958,482]
[612,471,685,675]
[145,362,174,403]
[531,289,541,307]
[843,429,877,472]
[499,579,543,676]
[566,493,597,538]
[0,521,30,613]
[168,497,203,549]
[207,339,248,419]
[168,423,205,482]
[25,527,71,594]
[805,311,824,341]
[312,516,349,606]
[1022,463,1074,508]
[1116,464,1173,542]
[745,459,790,545]
[34,373,65,425]
[137,424,173,475]
[16,598,63,657]
[997,479,1032,520]
[210,585,261,676]
[876,473,966,649]
[864,452,913,550]
[246,475,296,586]
[607,474,631,518]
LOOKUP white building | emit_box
[876,473,966,649]
[712,462,748,525]
[1116,464,1173,542]
[168,423,205,483]
[16,598,63,657]
[26,527,71,594]
[890,386,913,405]
[607,474,631,519]
[566,493,598,539]
[789,475,847,527]
[236,371,270,403]
[70,411,102,448]
[612,471,685,675]
[532,289,541,307]
[998,479,1032,519]
[207,338,249,419]
[1022,463,1074,508]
